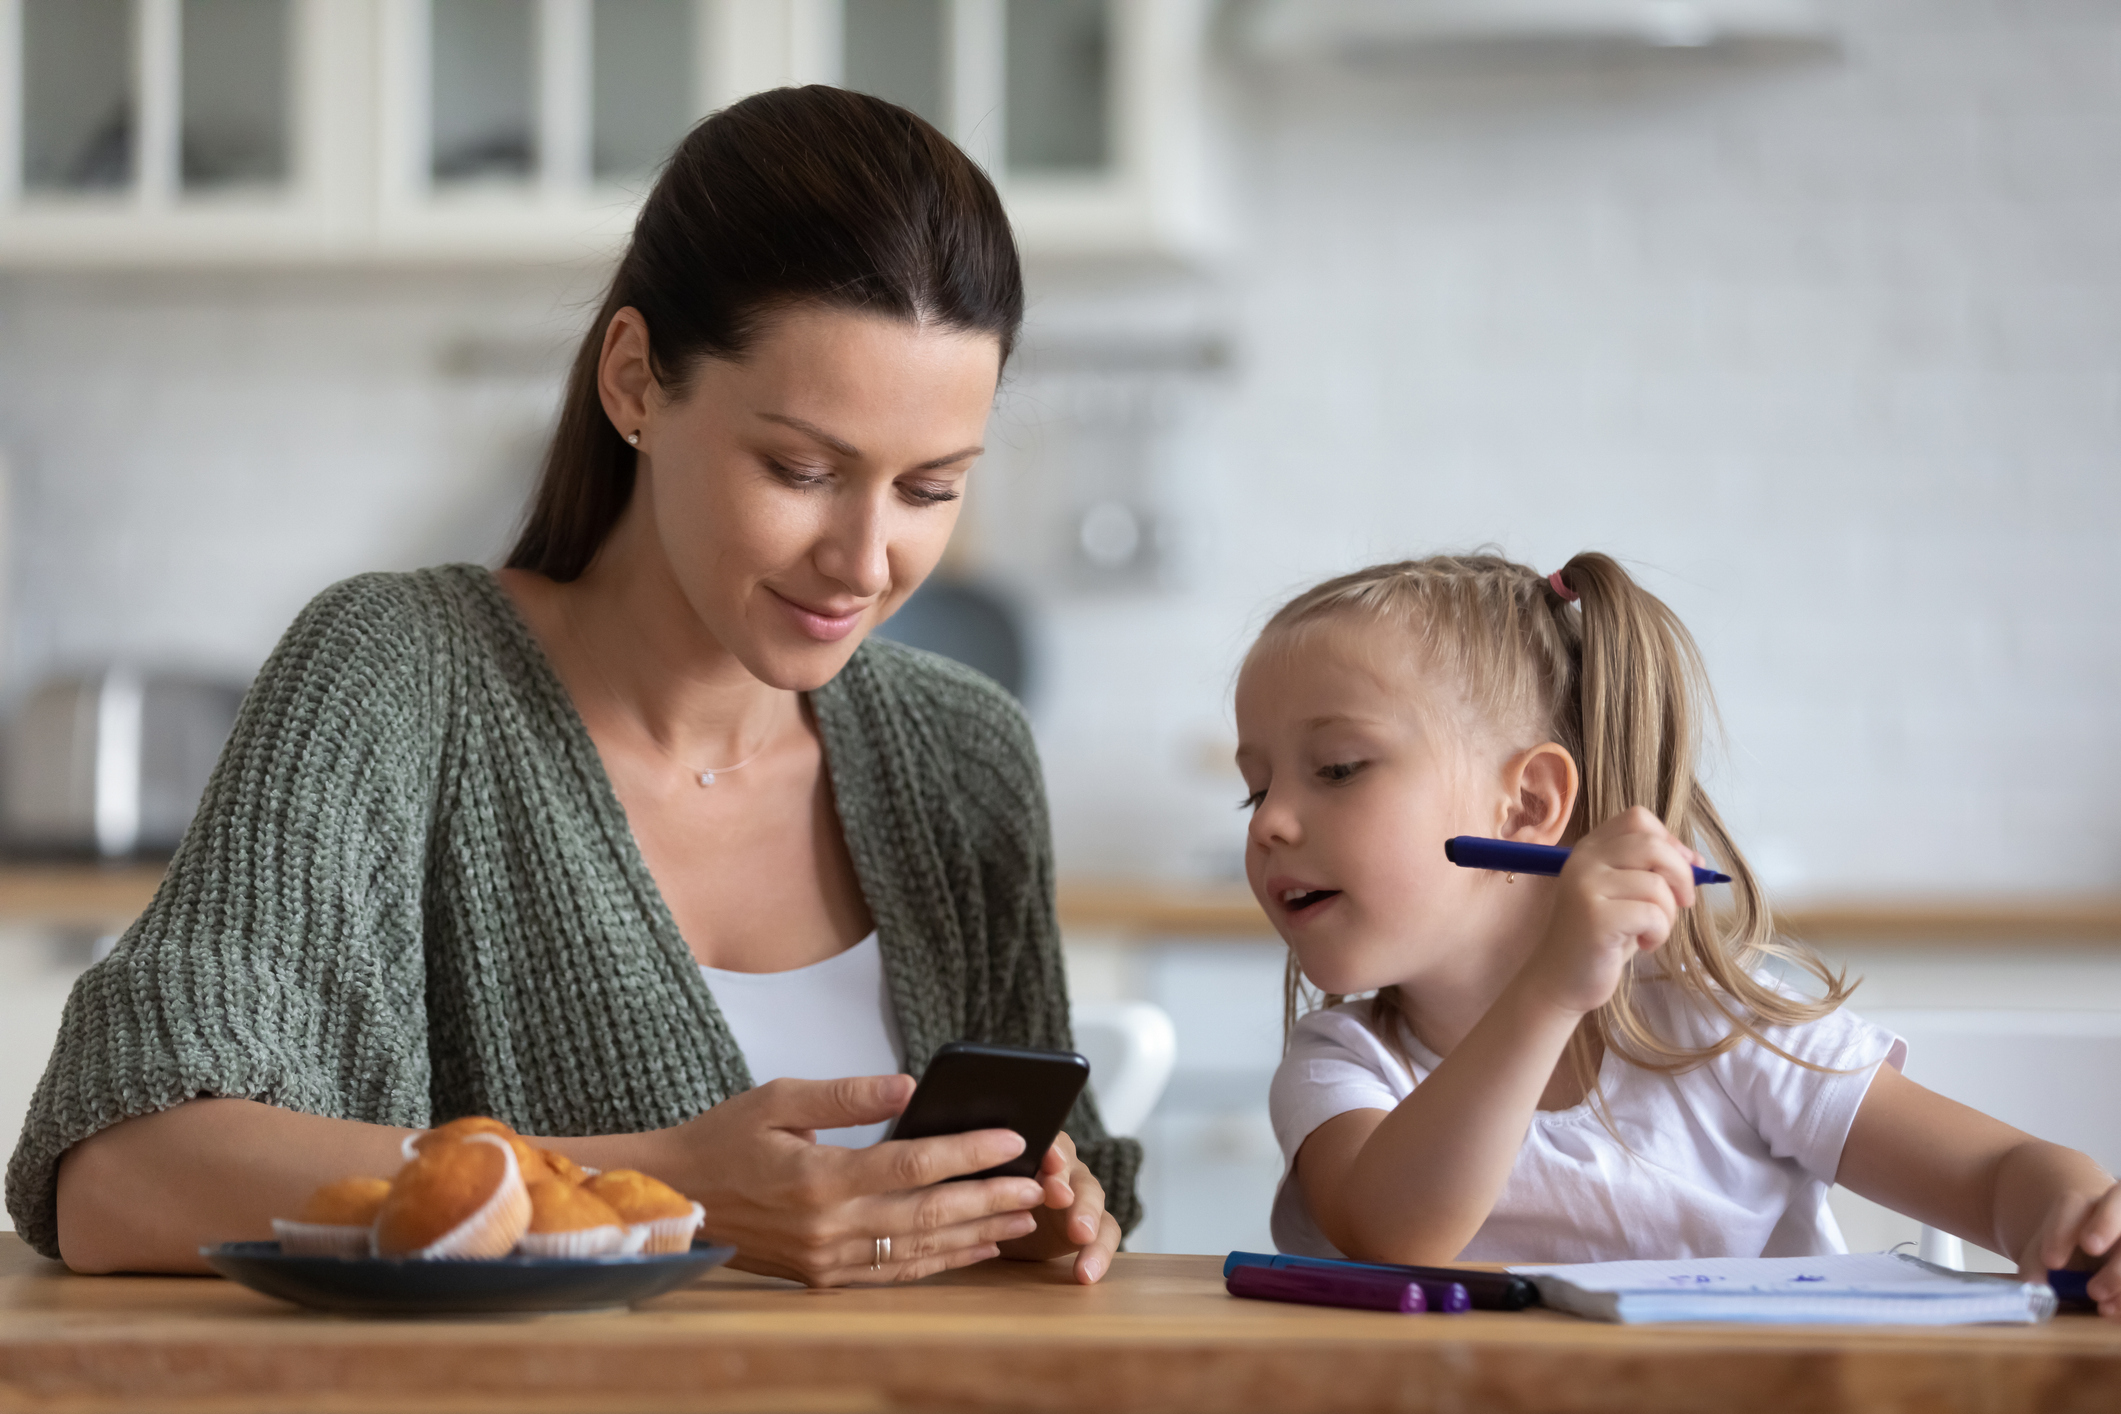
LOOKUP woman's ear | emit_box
[596,307,659,446]
[1499,743,1579,846]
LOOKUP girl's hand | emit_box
[1521,806,1702,1017]
[996,1130,1122,1284]
[662,1075,1048,1287]
[2018,1180,2121,1317]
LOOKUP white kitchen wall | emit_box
[0,2,2114,899]
[1021,0,2121,895]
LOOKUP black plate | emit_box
[202,1239,737,1315]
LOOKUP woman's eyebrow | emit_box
[757,412,982,470]
[758,412,861,456]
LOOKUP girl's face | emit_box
[1234,622,1508,997]
[619,304,1001,691]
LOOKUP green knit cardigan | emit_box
[5,565,1140,1259]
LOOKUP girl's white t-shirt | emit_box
[700,931,905,1149]
[1268,980,1905,1264]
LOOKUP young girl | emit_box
[1239,551,2121,1314]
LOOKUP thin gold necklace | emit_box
[563,596,771,787]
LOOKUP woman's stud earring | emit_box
[1506,872,1516,885]
[626,431,640,446]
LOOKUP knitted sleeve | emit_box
[4,574,444,1258]
[915,659,1145,1237]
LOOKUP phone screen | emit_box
[885,1041,1090,1181]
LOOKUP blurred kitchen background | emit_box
[0,0,2117,1263]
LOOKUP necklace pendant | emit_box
[698,772,715,787]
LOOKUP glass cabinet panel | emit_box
[1004,0,1108,174]
[22,0,135,192]
[592,0,694,179]
[842,0,947,133]
[431,0,537,184]
[180,0,292,189]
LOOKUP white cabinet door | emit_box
[0,0,1216,266]
[0,0,374,264]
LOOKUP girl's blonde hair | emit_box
[1254,550,1852,1089]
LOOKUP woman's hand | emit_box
[995,1130,1121,1284]
[655,1075,1047,1287]
[1522,807,1702,1017]
[2018,1179,2121,1318]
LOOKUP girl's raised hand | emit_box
[2019,1180,2121,1318]
[1523,807,1702,1017]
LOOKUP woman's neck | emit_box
[505,515,804,772]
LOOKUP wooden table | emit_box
[2,1237,2117,1413]
[5,864,2120,949]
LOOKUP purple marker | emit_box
[1227,1263,1428,1313]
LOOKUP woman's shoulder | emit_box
[277,563,492,651]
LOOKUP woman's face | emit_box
[615,304,1001,691]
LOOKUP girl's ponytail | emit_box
[1557,552,1849,1075]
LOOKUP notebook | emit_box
[1507,1253,2058,1325]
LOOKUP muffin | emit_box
[373,1132,533,1259]
[514,1179,627,1258]
[272,1176,391,1258]
[585,1170,704,1255]
[537,1148,595,1186]
[403,1116,552,1185]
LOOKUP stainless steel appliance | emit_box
[4,669,247,858]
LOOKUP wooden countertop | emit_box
[5,864,2119,948]
[1058,879,2121,945]
[1,1237,2116,1413]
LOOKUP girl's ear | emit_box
[1500,743,1579,845]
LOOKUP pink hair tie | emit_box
[1548,570,1578,602]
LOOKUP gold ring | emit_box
[871,1235,890,1271]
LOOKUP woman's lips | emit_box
[770,588,868,643]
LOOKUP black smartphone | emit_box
[885,1040,1090,1181]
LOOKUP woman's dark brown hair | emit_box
[507,85,1024,581]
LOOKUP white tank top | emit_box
[699,931,905,1148]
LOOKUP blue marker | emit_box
[1445,836,1731,887]
[2048,1269,2095,1306]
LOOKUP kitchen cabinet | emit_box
[0,0,1217,267]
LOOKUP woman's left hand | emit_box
[996,1130,1120,1283]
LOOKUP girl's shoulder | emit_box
[1283,1000,1427,1082]
[1632,969,1902,1076]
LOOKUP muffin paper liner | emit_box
[514,1225,629,1259]
[629,1203,706,1255]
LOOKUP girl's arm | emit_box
[1295,978,1585,1261]
[1297,808,1700,1262]
[1837,1065,2121,1314]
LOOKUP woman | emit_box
[7,87,1137,1285]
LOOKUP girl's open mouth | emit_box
[1281,888,1341,916]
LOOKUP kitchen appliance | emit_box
[4,669,247,858]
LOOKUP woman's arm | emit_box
[1837,1064,2121,1312]
[57,1100,415,1274]
[58,1081,1052,1285]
